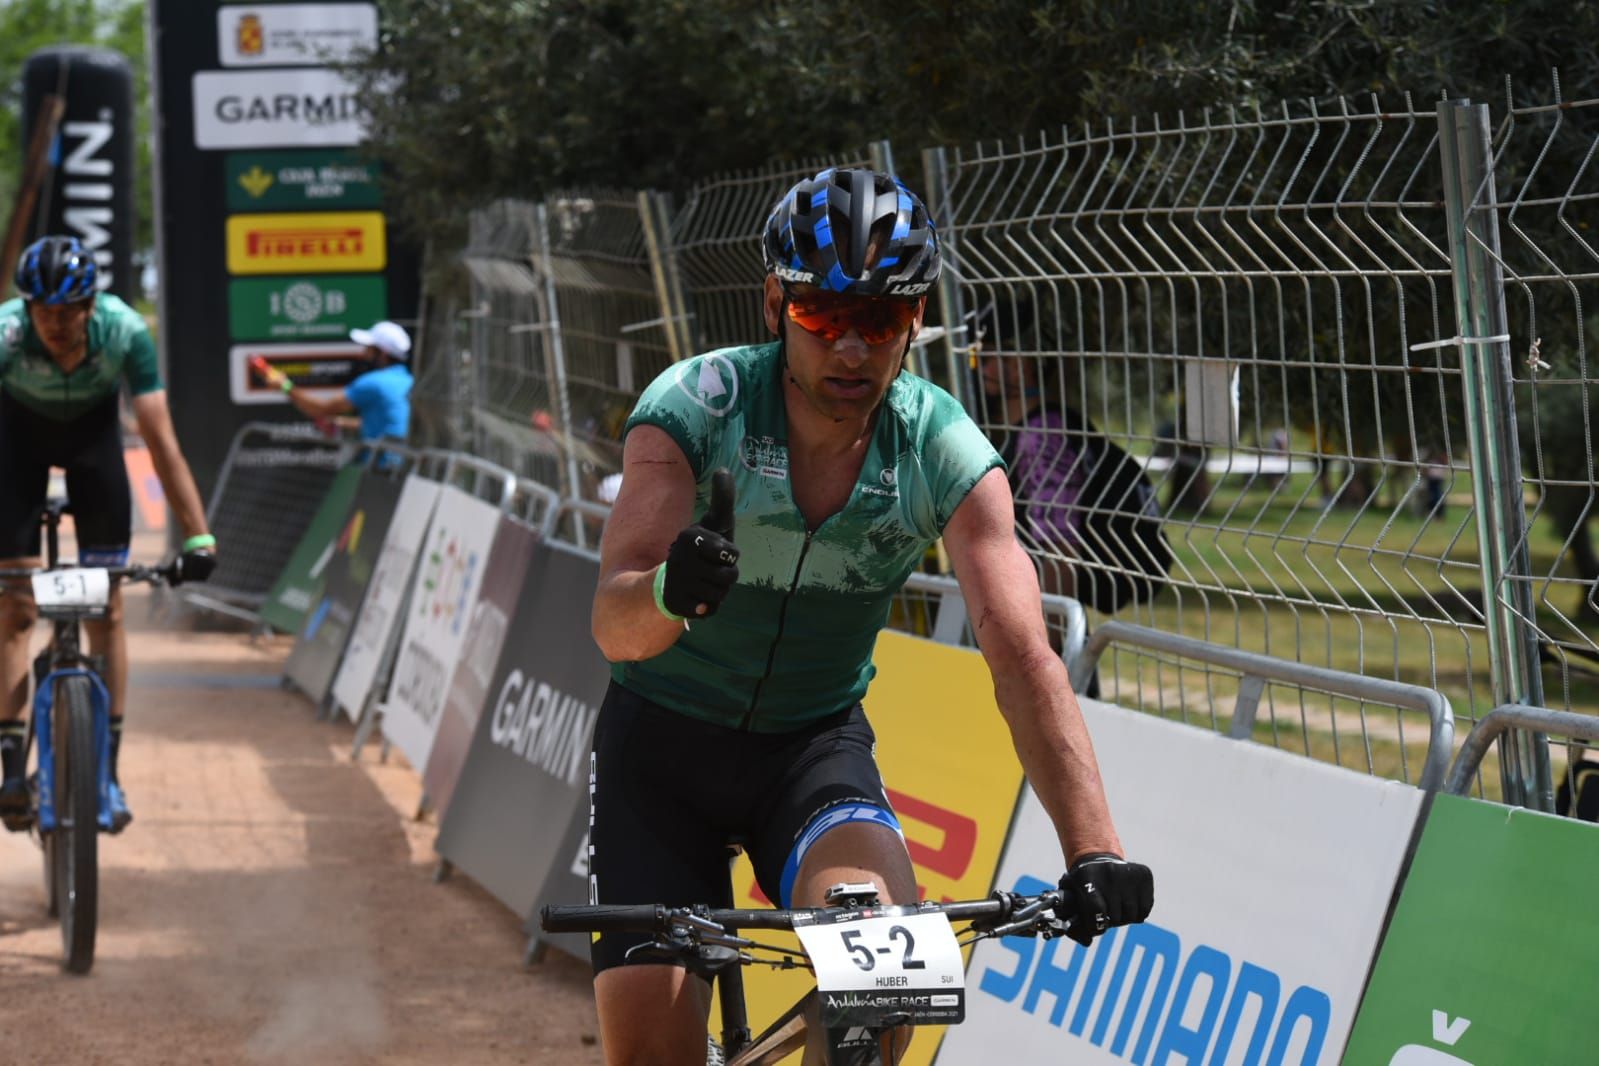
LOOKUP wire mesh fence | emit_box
[409,75,1599,811]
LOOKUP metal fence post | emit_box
[533,202,586,521]
[1436,98,1552,810]
[638,190,695,363]
[920,145,971,412]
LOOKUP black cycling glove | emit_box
[659,469,739,619]
[171,548,217,587]
[1059,852,1155,947]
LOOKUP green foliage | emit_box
[0,0,151,248]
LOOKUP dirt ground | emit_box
[0,560,606,1065]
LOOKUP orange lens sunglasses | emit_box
[784,287,921,345]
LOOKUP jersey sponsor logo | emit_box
[739,434,788,475]
[674,352,739,415]
[862,464,900,498]
[489,669,596,788]
[226,211,386,274]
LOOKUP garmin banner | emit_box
[936,698,1424,1066]
[330,473,439,722]
[259,461,365,634]
[420,515,540,818]
[151,0,419,501]
[381,484,501,771]
[22,47,136,300]
[1343,794,1599,1065]
[434,542,607,930]
[282,468,402,704]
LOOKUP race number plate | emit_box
[31,569,111,609]
[794,906,966,1026]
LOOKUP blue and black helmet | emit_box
[762,167,940,298]
[15,236,98,304]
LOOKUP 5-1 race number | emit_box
[31,568,111,609]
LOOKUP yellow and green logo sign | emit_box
[225,150,382,211]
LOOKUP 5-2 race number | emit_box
[840,925,926,972]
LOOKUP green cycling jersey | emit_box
[615,341,1002,732]
[0,294,163,421]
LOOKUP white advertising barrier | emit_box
[330,474,440,722]
[379,484,502,772]
[937,697,1424,1066]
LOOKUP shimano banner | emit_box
[420,515,539,818]
[936,698,1424,1066]
[434,542,608,940]
[282,467,402,703]
[22,47,136,300]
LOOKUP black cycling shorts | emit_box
[0,392,131,563]
[587,681,903,976]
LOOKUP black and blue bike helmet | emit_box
[15,236,97,304]
[762,167,940,298]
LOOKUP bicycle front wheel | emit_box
[54,675,99,974]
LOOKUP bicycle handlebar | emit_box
[540,888,1073,937]
[0,562,181,586]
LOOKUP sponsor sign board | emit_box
[420,517,539,818]
[259,462,366,634]
[708,631,1028,1066]
[331,474,440,722]
[193,68,366,149]
[283,470,402,704]
[226,211,386,275]
[229,274,387,341]
[381,484,501,771]
[1343,793,1599,1066]
[937,697,1425,1066]
[229,342,365,405]
[218,3,378,67]
[434,542,609,942]
[226,149,381,211]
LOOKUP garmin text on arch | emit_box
[215,93,365,125]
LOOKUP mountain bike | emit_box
[543,880,1082,1065]
[0,499,178,974]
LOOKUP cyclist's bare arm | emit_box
[131,391,211,543]
[286,388,354,420]
[592,425,698,662]
[942,467,1124,863]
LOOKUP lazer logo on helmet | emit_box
[889,282,932,296]
[773,265,818,284]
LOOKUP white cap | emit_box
[350,320,411,360]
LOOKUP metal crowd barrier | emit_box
[1070,621,1457,792]
[179,422,355,622]
[1445,706,1599,801]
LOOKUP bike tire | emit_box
[55,675,98,975]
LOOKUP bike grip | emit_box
[540,903,666,934]
[701,468,736,540]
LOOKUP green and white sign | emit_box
[1344,793,1599,1065]
[229,274,387,341]
[260,463,367,635]
[225,149,381,210]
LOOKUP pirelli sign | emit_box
[226,211,387,274]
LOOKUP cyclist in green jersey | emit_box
[588,169,1154,1064]
[0,236,217,832]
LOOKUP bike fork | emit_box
[32,669,113,832]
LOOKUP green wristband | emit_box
[183,534,217,552]
[652,563,685,622]
[280,377,294,394]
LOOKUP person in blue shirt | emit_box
[252,319,413,441]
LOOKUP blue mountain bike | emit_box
[0,499,175,974]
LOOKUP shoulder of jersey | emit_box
[0,299,24,351]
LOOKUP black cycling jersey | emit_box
[0,391,131,562]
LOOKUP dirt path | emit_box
[0,583,605,1065]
